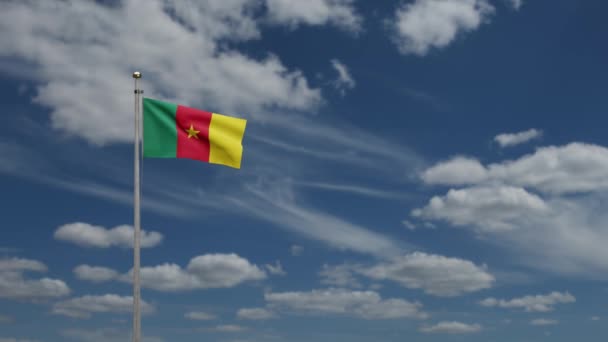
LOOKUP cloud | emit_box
[54,222,163,249]
[265,288,428,319]
[73,265,119,283]
[265,0,362,32]
[530,318,558,326]
[264,261,286,276]
[231,183,406,257]
[184,311,217,321]
[209,325,248,333]
[330,59,356,95]
[421,157,488,185]
[290,245,303,256]
[237,308,276,320]
[390,0,495,56]
[0,258,46,272]
[0,258,70,301]
[52,294,154,319]
[0,0,321,145]
[412,185,549,232]
[0,315,13,324]
[510,0,524,10]
[0,339,39,342]
[494,129,542,148]
[319,264,362,288]
[61,328,163,342]
[122,253,266,292]
[358,252,494,297]
[419,321,482,334]
[421,143,608,195]
[480,291,575,312]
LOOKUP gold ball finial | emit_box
[132,71,142,79]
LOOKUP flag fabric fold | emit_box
[143,98,247,169]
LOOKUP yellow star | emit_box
[186,124,199,139]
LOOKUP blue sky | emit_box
[1,0,608,341]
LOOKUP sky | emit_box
[1,0,608,341]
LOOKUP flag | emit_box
[143,98,247,169]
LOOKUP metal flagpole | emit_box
[132,71,143,342]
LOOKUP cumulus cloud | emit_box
[421,157,488,185]
[330,59,356,95]
[0,0,322,145]
[265,0,362,32]
[74,265,119,283]
[421,143,608,195]
[494,129,542,147]
[419,321,482,334]
[54,222,162,249]
[237,308,276,320]
[480,291,575,312]
[184,311,216,321]
[359,252,494,297]
[530,318,558,326]
[319,264,362,288]
[124,253,266,291]
[52,294,154,319]
[0,258,70,301]
[412,186,549,232]
[416,143,608,277]
[265,288,427,319]
[390,0,495,56]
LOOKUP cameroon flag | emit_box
[143,98,247,169]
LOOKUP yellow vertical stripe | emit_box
[208,113,247,169]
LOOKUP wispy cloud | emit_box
[494,128,542,147]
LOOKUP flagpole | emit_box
[132,71,143,342]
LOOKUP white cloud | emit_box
[237,308,276,320]
[359,252,494,297]
[402,220,417,231]
[591,316,600,321]
[264,261,286,276]
[421,143,608,195]
[421,157,488,185]
[480,291,575,312]
[54,222,162,249]
[290,245,303,256]
[61,328,163,342]
[0,258,46,272]
[330,59,356,95]
[73,265,119,283]
[319,264,362,288]
[265,0,362,32]
[123,253,266,292]
[494,129,542,147]
[265,288,428,319]
[210,325,248,333]
[0,258,70,301]
[391,0,495,56]
[52,294,154,319]
[510,0,524,10]
[412,186,549,232]
[416,143,608,277]
[0,0,321,145]
[530,318,558,326]
[232,183,405,257]
[184,311,217,321]
[419,321,482,334]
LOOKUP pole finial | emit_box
[132,71,142,79]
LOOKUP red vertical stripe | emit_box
[175,105,212,162]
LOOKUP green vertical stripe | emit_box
[143,98,178,157]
